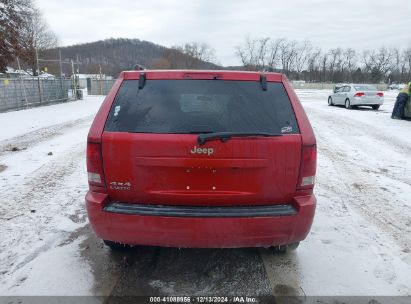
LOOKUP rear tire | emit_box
[345,99,352,109]
[270,242,300,254]
[372,105,380,110]
[103,240,133,251]
[328,97,334,106]
[287,242,300,251]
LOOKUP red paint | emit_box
[101,132,302,205]
[86,142,106,187]
[86,70,317,248]
[86,191,316,248]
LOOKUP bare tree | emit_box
[404,48,411,80]
[320,52,328,82]
[163,47,186,69]
[278,40,298,75]
[0,0,32,72]
[392,48,401,73]
[328,48,342,74]
[343,48,357,74]
[294,40,312,74]
[266,38,284,70]
[176,42,215,68]
[233,35,409,83]
[19,7,58,75]
[236,36,260,70]
[398,47,411,82]
[235,36,276,70]
[390,47,405,82]
[307,47,322,81]
[255,37,269,70]
[363,47,394,82]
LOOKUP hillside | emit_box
[41,38,221,77]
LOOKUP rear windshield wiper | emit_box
[198,131,282,145]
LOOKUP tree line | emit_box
[236,36,411,83]
[1,1,219,76]
[0,0,57,74]
[40,39,220,77]
[2,0,410,83]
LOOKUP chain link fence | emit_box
[291,82,389,90]
[0,77,74,112]
[85,79,390,95]
[87,78,116,95]
[2,77,385,107]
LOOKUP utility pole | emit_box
[35,48,40,76]
[16,56,28,108]
[71,60,77,100]
[59,50,63,77]
[99,64,103,95]
[35,48,42,102]
[37,53,84,101]
[59,50,64,96]
[76,54,80,74]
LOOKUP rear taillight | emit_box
[87,142,106,187]
[376,92,384,97]
[297,145,317,190]
[354,92,365,97]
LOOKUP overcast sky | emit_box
[36,0,411,66]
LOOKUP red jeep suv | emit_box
[86,70,316,252]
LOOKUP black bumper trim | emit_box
[104,202,297,217]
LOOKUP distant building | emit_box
[76,74,113,89]
[0,67,56,79]
[292,80,306,86]
[0,67,31,78]
[76,74,113,80]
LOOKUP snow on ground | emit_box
[261,89,411,296]
[0,90,410,297]
[2,237,94,296]
[0,95,104,141]
[0,96,104,295]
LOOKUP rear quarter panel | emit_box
[281,75,316,147]
[88,73,124,143]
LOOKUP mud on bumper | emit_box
[85,191,316,248]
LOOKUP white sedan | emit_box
[328,84,384,110]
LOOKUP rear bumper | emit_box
[85,191,316,248]
[352,97,384,105]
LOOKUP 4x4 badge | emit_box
[110,181,131,190]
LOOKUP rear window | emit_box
[354,85,377,91]
[104,79,299,134]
